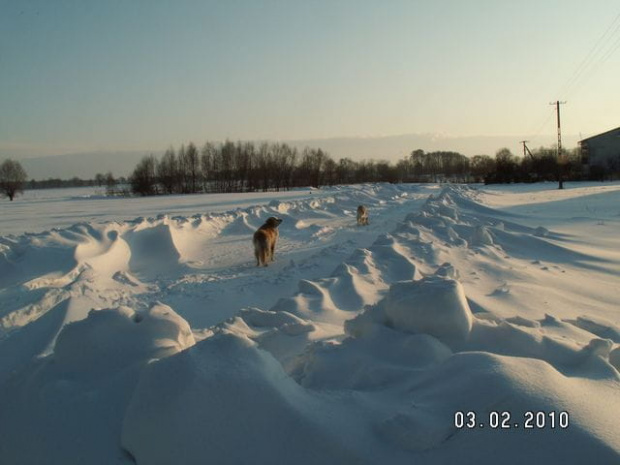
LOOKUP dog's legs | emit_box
[254,241,260,266]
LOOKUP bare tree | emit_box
[322,157,337,186]
[158,148,179,194]
[177,145,190,193]
[130,155,158,196]
[270,143,296,191]
[470,155,495,182]
[494,148,519,182]
[0,159,28,201]
[298,148,327,187]
[376,161,397,183]
[336,158,356,185]
[186,142,200,193]
[238,141,255,192]
[200,142,217,192]
[256,143,273,191]
[395,157,412,182]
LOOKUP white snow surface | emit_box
[1,182,619,464]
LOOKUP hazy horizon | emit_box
[14,131,584,181]
[6,130,584,158]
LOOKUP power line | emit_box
[525,106,556,145]
[525,10,620,152]
[558,11,620,99]
[596,28,620,66]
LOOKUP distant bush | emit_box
[484,146,588,185]
[0,159,28,201]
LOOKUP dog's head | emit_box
[265,217,283,228]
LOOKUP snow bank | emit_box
[0,303,194,464]
[293,325,452,391]
[54,303,195,373]
[293,275,620,460]
[382,277,473,345]
[121,333,362,465]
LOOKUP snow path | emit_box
[0,184,431,374]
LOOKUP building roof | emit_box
[579,126,620,143]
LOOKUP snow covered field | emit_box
[1,182,619,464]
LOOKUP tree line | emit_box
[26,173,126,190]
[0,159,128,200]
[129,141,407,196]
[128,140,603,196]
[129,142,489,196]
[483,147,587,184]
[1,142,614,201]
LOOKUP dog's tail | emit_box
[254,234,269,266]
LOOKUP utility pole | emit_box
[520,140,533,159]
[550,101,566,189]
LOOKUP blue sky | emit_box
[1,0,619,159]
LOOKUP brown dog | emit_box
[253,217,283,266]
[357,205,369,226]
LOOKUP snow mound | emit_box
[566,315,620,343]
[121,333,361,465]
[221,211,260,235]
[54,303,195,373]
[124,222,182,278]
[383,277,473,345]
[214,306,319,371]
[271,230,419,327]
[237,306,314,334]
[610,346,620,371]
[293,326,452,391]
[0,302,195,465]
[471,225,494,246]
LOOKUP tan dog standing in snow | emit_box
[253,217,283,266]
[357,205,369,226]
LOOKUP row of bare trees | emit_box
[1,143,602,201]
[130,141,410,196]
[485,147,585,183]
[403,147,588,184]
[401,150,471,182]
[128,140,595,196]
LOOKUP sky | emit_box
[1,0,619,161]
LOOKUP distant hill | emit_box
[287,133,575,160]
[19,151,161,180]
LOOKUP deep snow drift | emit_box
[0,182,619,464]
